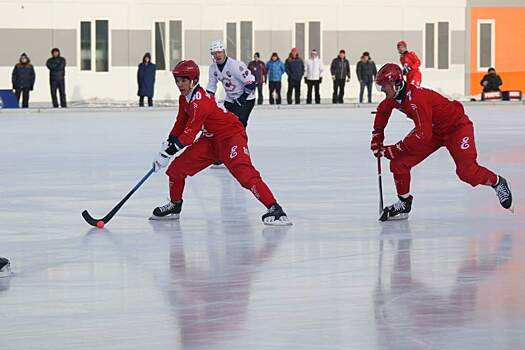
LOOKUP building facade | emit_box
[1,0,523,103]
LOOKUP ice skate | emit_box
[149,200,183,220]
[379,195,413,222]
[262,203,292,226]
[0,257,11,278]
[493,176,513,212]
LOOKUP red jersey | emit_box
[373,84,468,152]
[169,85,245,147]
[400,51,421,73]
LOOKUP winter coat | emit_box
[330,57,350,80]
[480,73,502,93]
[266,59,285,82]
[12,56,36,90]
[137,61,156,98]
[285,57,305,81]
[356,60,377,84]
[304,57,323,80]
[46,56,66,81]
[248,60,267,84]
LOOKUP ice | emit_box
[0,104,524,349]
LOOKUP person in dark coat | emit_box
[11,53,35,108]
[137,53,156,107]
[356,51,377,103]
[285,48,304,104]
[480,67,502,93]
[46,48,67,108]
[248,52,267,105]
[330,49,351,104]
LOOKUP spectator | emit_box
[248,52,267,105]
[11,53,35,108]
[304,49,323,104]
[285,48,304,104]
[137,52,156,107]
[46,48,67,108]
[356,51,377,103]
[330,49,350,104]
[480,67,502,93]
[266,52,285,105]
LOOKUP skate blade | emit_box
[149,214,180,221]
[379,212,409,222]
[263,216,293,226]
[0,266,11,279]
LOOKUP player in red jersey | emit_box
[371,63,513,221]
[150,60,291,226]
[397,41,422,87]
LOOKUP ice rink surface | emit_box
[1,104,524,349]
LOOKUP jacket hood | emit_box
[142,52,152,63]
[19,53,31,64]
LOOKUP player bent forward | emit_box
[150,60,291,226]
[371,63,513,221]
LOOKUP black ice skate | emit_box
[379,195,413,222]
[150,200,183,220]
[0,257,11,278]
[262,203,292,226]
[493,176,513,211]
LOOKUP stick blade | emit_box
[82,210,100,227]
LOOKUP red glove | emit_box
[370,130,384,158]
[380,141,405,160]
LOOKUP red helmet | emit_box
[376,64,403,86]
[397,40,407,48]
[172,60,200,81]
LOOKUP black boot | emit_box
[262,203,292,226]
[379,195,413,222]
[150,200,183,220]
[492,176,513,210]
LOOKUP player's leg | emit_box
[294,80,301,104]
[314,80,321,104]
[151,138,217,219]
[286,79,293,104]
[276,82,282,104]
[220,133,291,225]
[446,120,512,210]
[306,80,313,104]
[269,82,275,104]
[50,80,59,108]
[339,79,345,103]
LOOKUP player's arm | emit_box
[206,65,218,96]
[170,98,210,149]
[237,62,257,95]
[370,99,395,157]
[399,99,433,152]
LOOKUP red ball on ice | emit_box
[96,221,105,229]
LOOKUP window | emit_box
[80,21,91,70]
[308,21,321,57]
[295,23,305,59]
[169,20,183,69]
[79,20,109,72]
[437,22,449,69]
[478,20,495,70]
[425,23,435,68]
[226,22,237,59]
[294,22,321,58]
[240,21,253,64]
[155,22,166,70]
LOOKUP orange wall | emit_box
[470,8,525,95]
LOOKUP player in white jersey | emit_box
[206,39,256,128]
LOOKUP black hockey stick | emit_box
[82,167,155,227]
[377,156,384,215]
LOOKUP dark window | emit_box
[240,21,253,64]
[425,23,435,68]
[169,20,183,69]
[80,21,91,71]
[438,22,449,69]
[295,23,305,59]
[155,22,166,70]
[226,22,237,59]
[95,20,109,72]
[479,22,492,68]
[308,21,321,57]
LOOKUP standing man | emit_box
[206,39,256,128]
[266,52,285,105]
[330,49,350,104]
[46,48,67,108]
[137,52,156,107]
[304,49,323,104]
[11,53,35,108]
[397,41,421,87]
[285,48,304,104]
[248,52,267,105]
[356,51,377,103]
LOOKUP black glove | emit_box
[166,135,182,155]
[234,92,248,106]
[304,77,307,84]
[319,77,323,84]
[402,66,412,75]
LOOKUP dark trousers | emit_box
[287,79,301,104]
[139,96,153,107]
[224,98,255,128]
[256,83,264,105]
[332,79,346,103]
[15,88,30,108]
[359,81,373,103]
[268,81,282,105]
[50,79,67,107]
[306,79,321,104]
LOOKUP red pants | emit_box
[166,133,277,208]
[390,119,498,195]
[406,71,422,87]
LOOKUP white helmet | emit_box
[210,39,226,54]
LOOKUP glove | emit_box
[402,66,412,75]
[332,75,336,81]
[346,78,350,83]
[379,141,405,160]
[234,92,248,106]
[152,149,171,172]
[370,130,385,158]
[304,77,307,84]
[319,77,323,84]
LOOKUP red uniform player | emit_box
[397,41,422,87]
[150,60,291,226]
[371,63,513,221]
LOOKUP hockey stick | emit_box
[377,156,384,215]
[82,167,155,227]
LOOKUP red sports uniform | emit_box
[166,85,277,207]
[374,84,498,195]
[400,51,422,87]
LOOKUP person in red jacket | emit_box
[370,63,513,221]
[397,41,422,87]
[150,60,291,226]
